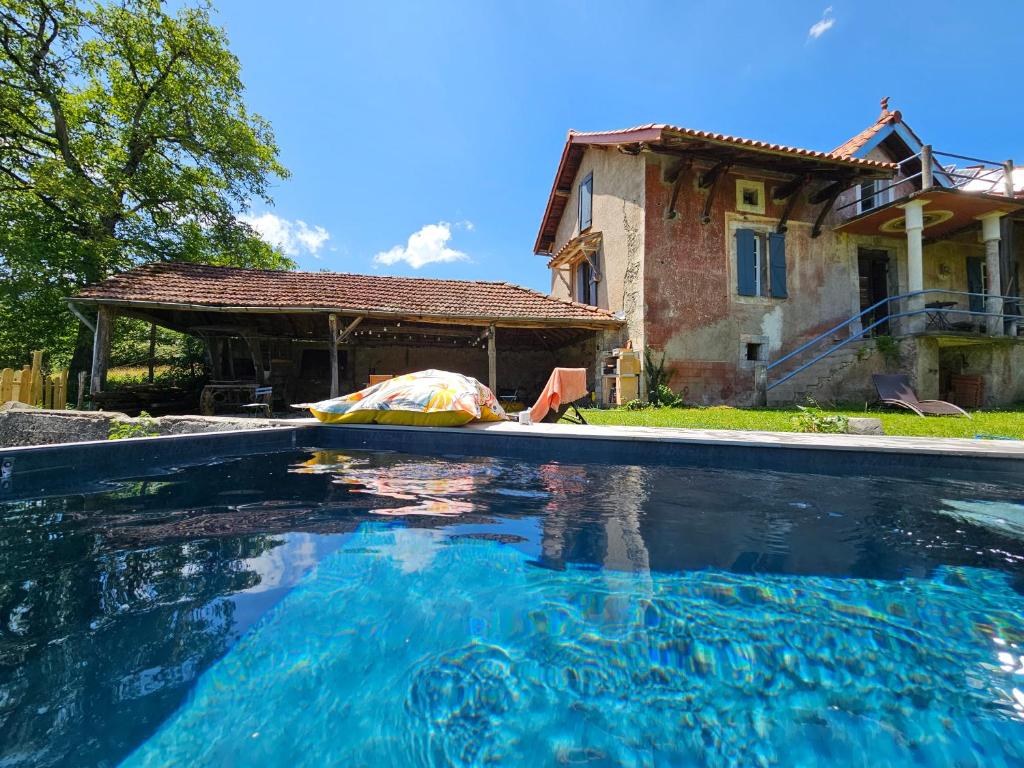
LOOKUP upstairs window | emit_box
[736,180,765,214]
[579,173,593,231]
[575,257,596,305]
[857,179,892,214]
[736,228,787,298]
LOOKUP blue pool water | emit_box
[1,449,1023,766]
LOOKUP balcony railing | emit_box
[766,289,1022,392]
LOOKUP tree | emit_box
[0,0,293,376]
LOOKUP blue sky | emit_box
[218,0,1023,292]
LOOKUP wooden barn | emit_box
[69,262,622,414]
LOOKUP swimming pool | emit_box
[1,444,1023,766]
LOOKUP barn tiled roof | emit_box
[73,262,618,326]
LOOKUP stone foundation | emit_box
[0,402,294,448]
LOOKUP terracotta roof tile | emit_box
[831,108,901,158]
[74,262,619,326]
[535,120,898,253]
[572,123,897,171]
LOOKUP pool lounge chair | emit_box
[872,374,971,418]
[529,367,589,424]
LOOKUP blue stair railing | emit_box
[767,289,1021,392]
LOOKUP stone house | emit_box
[535,100,1024,407]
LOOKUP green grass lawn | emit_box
[580,405,1024,440]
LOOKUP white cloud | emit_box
[239,211,331,258]
[808,6,835,39]
[373,221,470,269]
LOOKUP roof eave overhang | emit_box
[534,126,897,255]
[68,296,622,331]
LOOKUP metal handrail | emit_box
[766,289,1022,391]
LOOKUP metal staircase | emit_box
[764,289,1020,403]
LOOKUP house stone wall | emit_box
[549,147,645,351]
[642,153,865,405]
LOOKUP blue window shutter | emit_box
[736,228,757,296]
[967,257,984,312]
[579,174,593,230]
[769,232,788,298]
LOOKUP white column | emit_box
[900,199,928,333]
[978,212,1005,336]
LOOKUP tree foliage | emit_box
[0,0,293,370]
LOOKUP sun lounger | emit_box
[529,368,589,424]
[872,374,971,418]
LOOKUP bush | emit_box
[623,398,650,411]
[791,405,848,434]
[108,411,160,440]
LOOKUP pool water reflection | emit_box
[0,449,1022,766]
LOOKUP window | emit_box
[745,342,763,362]
[736,180,765,214]
[857,179,892,214]
[575,257,596,305]
[579,173,593,231]
[736,228,787,298]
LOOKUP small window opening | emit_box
[742,187,759,207]
[745,342,763,362]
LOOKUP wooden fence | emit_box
[0,351,69,409]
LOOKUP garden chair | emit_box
[872,374,970,418]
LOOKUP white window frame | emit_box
[856,179,893,214]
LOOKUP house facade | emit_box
[535,101,1024,407]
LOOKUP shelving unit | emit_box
[601,348,641,406]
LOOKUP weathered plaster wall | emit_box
[548,147,645,349]
[642,154,864,404]
[938,343,1024,407]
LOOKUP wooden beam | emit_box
[487,323,497,393]
[328,313,339,398]
[337,315,364,343]
[666,160,691,219]
[772,174,809,201]
[809,177,852,205]
[699,162,731,224]
[775,175,810,234]
[811,184,844,238]
[69,299,621,331]
[698,160,730,189]
[226,338,235,379]
[243,334,265,386]
[90,306,112,395]
[147,322,157,383]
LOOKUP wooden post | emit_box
[208,337,224,380]
[147,322,157,382]
[76,371,86,409]
[90,306,112,395]
[487,323,497,393]
[244,335,265,386]
[920,144,933,190]
[1006,160,1016,200]
[225,338,236,379]
[328,314,340,398]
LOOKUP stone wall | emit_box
[0,403,291,448]
[548,147,646,350]
[642,154,863,405]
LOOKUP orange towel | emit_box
[529,367,588,423]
